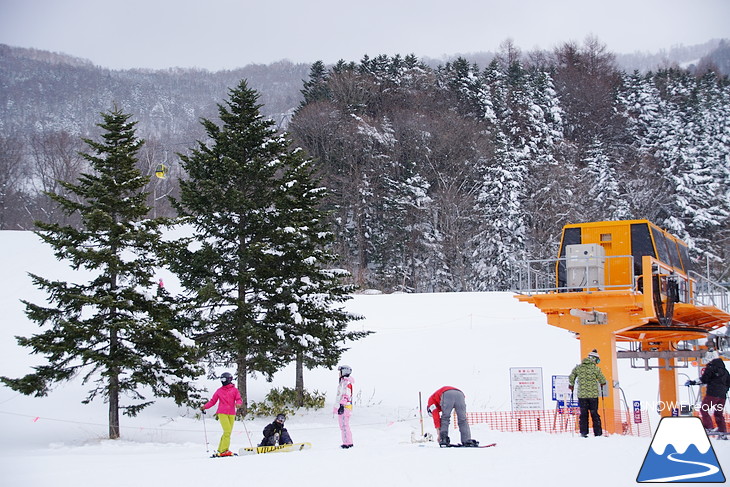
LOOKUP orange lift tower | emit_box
[515,220,730,434]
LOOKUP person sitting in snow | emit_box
[259,413,293,446]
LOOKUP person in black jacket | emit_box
[259,413,293,446]
[687,358,730,438]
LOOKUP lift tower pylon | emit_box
[515,220,730,435]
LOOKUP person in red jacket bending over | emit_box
[427,386,479,447]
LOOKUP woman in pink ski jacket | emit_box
[201,372,243,456]
[334,365,354,448]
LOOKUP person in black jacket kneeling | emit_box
[259,413,293,446]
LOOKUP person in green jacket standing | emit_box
[569,349,607,438]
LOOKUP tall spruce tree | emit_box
[1,108,202,439]
[651,69,729,264]
[299,60,330,108]
[271,151,368,405]
[172,80,364,412]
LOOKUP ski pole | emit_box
[569,390,575,437]
[600,384,607,435]
[202,410,210,453]
[240,415,254,447]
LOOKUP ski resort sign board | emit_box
[510,367,544,411]
[551,374,578,409]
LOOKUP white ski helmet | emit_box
[338,365,352,377]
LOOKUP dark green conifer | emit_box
[1,108,202,439]
[299,60,330,107]
[271,149,368,405]
[172,80,365,412]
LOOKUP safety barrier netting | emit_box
[457,408,655,437]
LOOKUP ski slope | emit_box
[0,230,727,487]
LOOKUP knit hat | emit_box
[587,350,600,362]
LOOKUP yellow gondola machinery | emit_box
[516,219,730,429]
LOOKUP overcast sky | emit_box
[1,0,729,71]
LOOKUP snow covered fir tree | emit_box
[0,108,202,439]
[170,80,367,412]
[290,43,730,292]
[1,38,729,297]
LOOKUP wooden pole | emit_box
[419,391,424,436]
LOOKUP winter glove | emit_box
[201,407,206,414]
[427,404,437,417]
[337,404,345,415]
[568,385,574,391]
[684,380,697,386]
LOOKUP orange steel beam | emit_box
[518,223,730,431]
[516,291,649,434]
[515,255,729,431]
[656,341,679,417]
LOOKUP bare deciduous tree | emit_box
[28,131,86,226]
[0,133,28,229]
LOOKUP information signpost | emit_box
[510,367,544,411]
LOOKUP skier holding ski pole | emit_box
[685,357,730,439]
[568,350,606,438]
[201,372,243,457]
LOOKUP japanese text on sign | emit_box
[633,400,642,424]
[510,367,544,411]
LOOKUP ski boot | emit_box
[439,433,450,448]
[462,439,480,447]
[211,450,235,457]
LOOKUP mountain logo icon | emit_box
[637,416,726,483]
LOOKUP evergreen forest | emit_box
[1,83,367,438]
[2,39,730,292]
[290,42,730,292]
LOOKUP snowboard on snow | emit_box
[441,442,497,448]
[238,442,312,455]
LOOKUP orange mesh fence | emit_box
[457,408,654,437]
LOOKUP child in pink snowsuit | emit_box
[334,365,354,448]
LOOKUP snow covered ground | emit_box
[0,230,727,486]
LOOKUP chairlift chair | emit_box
[154,163,168,179]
